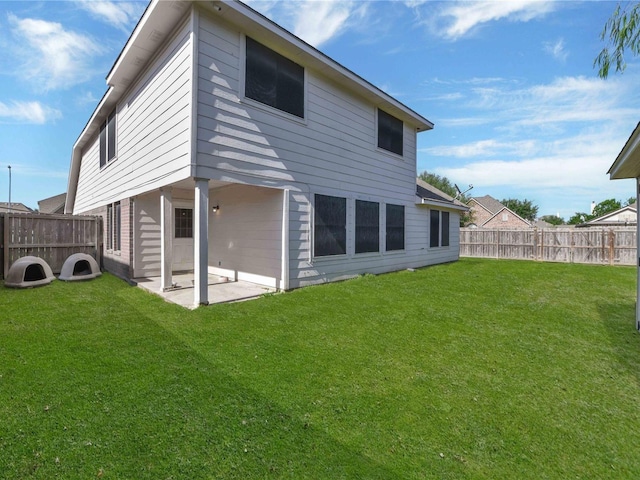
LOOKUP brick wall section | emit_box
[483,211,530,229]
[469,204,493,226]
[83,198,133,281]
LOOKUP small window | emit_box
[386,204,405,251]
[356,200,380,254]
[502,213,509,222]
[314,194,346,257]
[100,109,117,168]
[106,201,121,251]
[377,109,403,156]
[175,208,193,239]
[245,37,304,118]
[430,210,450,248]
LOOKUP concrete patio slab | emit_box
[133,273,275,309]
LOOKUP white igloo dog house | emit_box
[5,256,55,288]
[59,253,101,281]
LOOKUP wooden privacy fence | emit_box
[1,213,102,279]
[460,227,637,266]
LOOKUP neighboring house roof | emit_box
[0,202,32,213]
[38,193,67,214]
[470,195,505,215]
[66,0,434,213]
[582,205,637,227]
[416,178,469,212]
[609,122,640,179]
[532,219,553,228]
[468,195,532,228]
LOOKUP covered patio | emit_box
[134,272,276,309]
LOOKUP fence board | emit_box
[1,213,101,279]
[461,227,637,266]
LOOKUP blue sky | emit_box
[0,1,638,219]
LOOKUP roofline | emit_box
[609,121,640,179]
[415,195,469,212]
[484,206,531,227]
[66,0,435,213]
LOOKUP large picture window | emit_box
[107,201,121,251]
[100,109,116,168]
[175,208,193,238]
[430,210,450,248]
[314,194,346,257]
[245,37,304,118]
[377,109,403,156]
[386,204,405,251]
[355,200,380,254]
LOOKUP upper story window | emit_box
[245,37,304,118]
[377,109,403,156]
[99,109,116,168]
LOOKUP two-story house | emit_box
[65,0,467,306]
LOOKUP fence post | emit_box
[3,213,10,278]
[609,228,615,265]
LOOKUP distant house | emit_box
[0,202,32,214]
[65,0,467,306]
[607,121,640,329]
[38,193,67,215]
[580,205,637,227]
[467,195,531,228]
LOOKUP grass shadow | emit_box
[1,275,400,479]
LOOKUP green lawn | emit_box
[1,258,640,479]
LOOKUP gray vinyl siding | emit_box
[195,12,446,287]
[73,19,194,214]
[209,184,282,287]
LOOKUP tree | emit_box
[625,196,637,206]
[595,2,640,78]
[540,215,565,226]
[591,198,621,218]
[501,198,539,222]
[567,198,624,225]
[568,212,591,225]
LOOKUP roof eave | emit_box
[416,196,469,212]
[609,122,640,179]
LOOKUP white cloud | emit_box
[420,0,556,40]
[0,101,62,124]
[544,38,568,62]
[291,0,353,46]
[8,14,103,91]
[75,1,143,32]
[247,0,368,48]
[438,74,638,131]
[422,139,537,158]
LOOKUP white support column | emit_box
[636,178,640,330]
[160,187,173,291]
[281,189,290,291]
[194,178,209,306]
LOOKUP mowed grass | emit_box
[1,258,640,479]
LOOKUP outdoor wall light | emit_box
[212,205,220,213]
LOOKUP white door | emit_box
[173,204,194,271]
